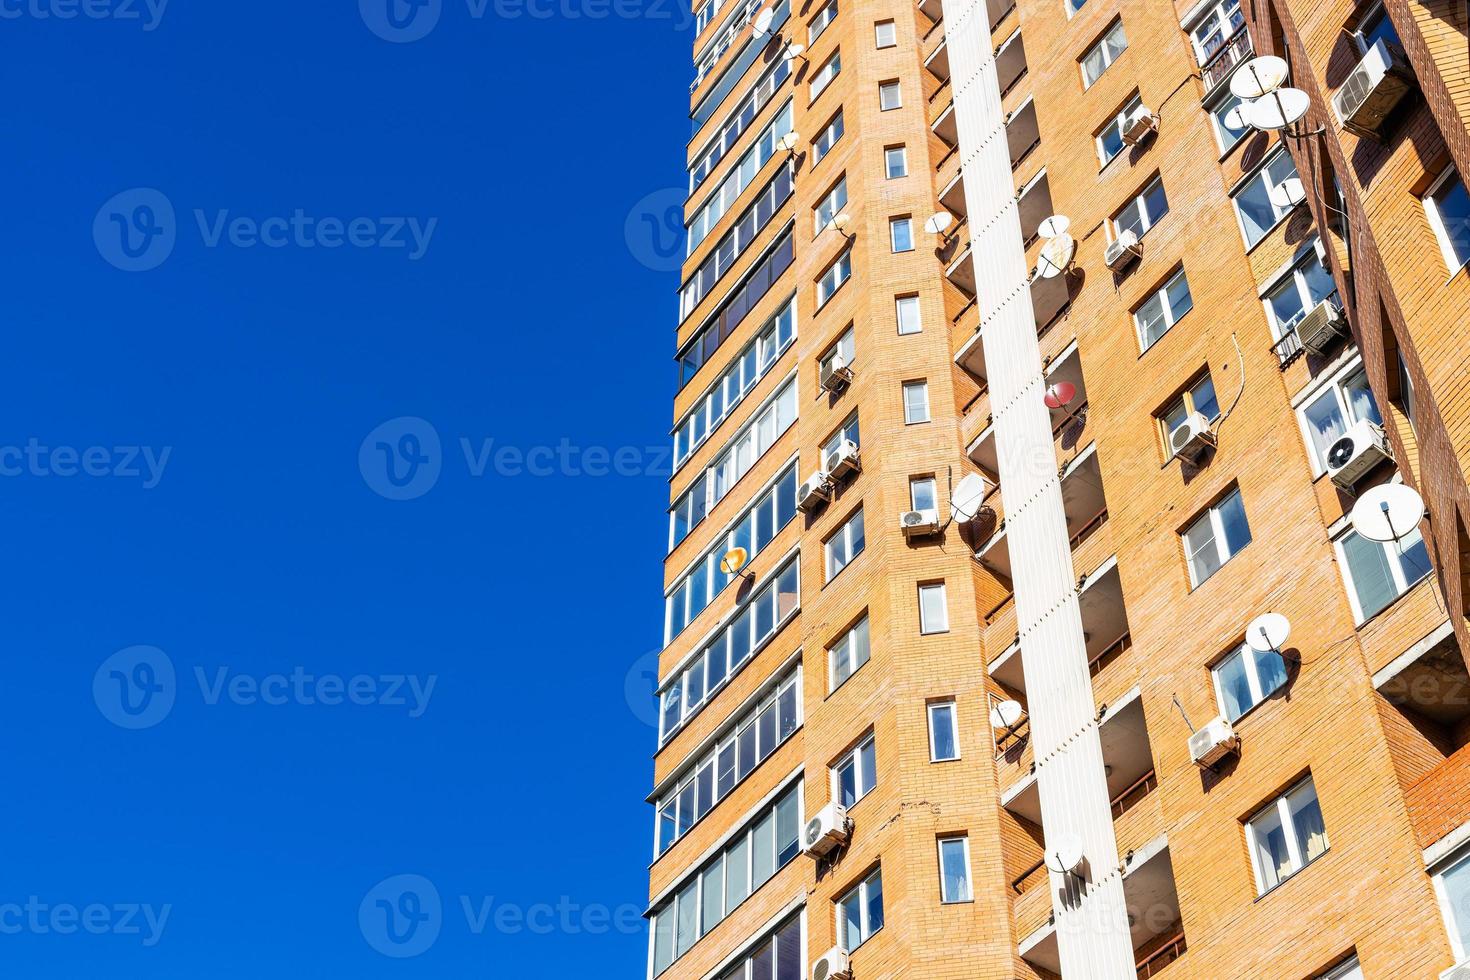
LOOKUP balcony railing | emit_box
[1011,135,1041,172]
[1069,507,1108,550]
[1110,768,1157,820]
[1272,328,1306,368]
[989,0,1016,31]
[1089,631,1132,679]
[1137,934,1187,979]
[1011,857,1046,895]
[1201,28,1252,94]
[1000,65,1028,99]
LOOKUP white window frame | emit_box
[1245,776,1328,895]
[1096,95,1143,167]
[1294,356,1380,475]
[927,699,959,760]
[1210,641,1287,723]
[1160,371,1220,450]
[874,18,896,48]
[835,867,883,952]
[813,110,845,164]
[1133,268,1193,351]
[817,247,853,307]
[884,145,908,179]
[831,732,877,806]
[814,175,849,234]
[818,327,856,380]
[820,411,860,461]
[895,294,921,334]
[910,476,937,513]
[1316,957,1364,980]
[828,613,871,691]
[903,380,931,424]
[1182,487,1250,588]
[1424,165,1470,275]
[825,507,866,581]
[1431,843,1470,965]
[1064,0,1086,17]
[1205,87,1250,155]
[1261,240,1335,340]
[1111,174,1169,242]
[918,581,948,634]
[937,835,973,903]
[811,49,842,99]
[890,216,914,253]
[1188,0,1244,65]
[1231,145,1301,249]
[879,79,902,110]
[1352,0,1398,55]
[1080,20,1128,89]
[1333,522,1432,625]
[808,0,836,43]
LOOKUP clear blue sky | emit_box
[4,2,689,975]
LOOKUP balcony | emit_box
[917,0,941,23]
[925,36,950,85]
[944,243,977,299]
[1200,27,1252,96]
[988,0,1016,34]
[995,29,1027,99]
[932,98,958,149]
[1007,99,1040,173]
[1018,169,1053,247]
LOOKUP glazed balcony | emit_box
[1200,26,1252,97]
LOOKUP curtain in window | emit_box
[1217,650,1253,721]
[1343,531,1397,619]
[1253,807,1291,890]
[1289,784,1328,863]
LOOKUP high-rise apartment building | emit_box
[646,0,1470,976]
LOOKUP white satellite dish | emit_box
[752,7,774,36]
[1350,482,1425,543]
[989,699,1024,731]
[775,131,800,152]
[1230,55,1289,100]
[950,473,988,522]
[1247,87,1311,131]
[1223,101,1254,131]
[783,42,805,59]
[1037,214,1071,239]
[1036,233,1075,279]
[831,212,852,232]
[1246,612,1291,653]
[1269,176,1306,209]
[924,211,954,235]
[1046,833,1085,876]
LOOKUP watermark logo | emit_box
[360,874,442,958]
[0,898,171,946]
[93,188,176,273]
[0,0,169,30]
[359,417,442,501]
[93,645,176,730]
[0,440,170,487]
[623,649,661,728]
[624,187,686,273]
[360,0,442,41]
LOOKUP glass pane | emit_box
[1343,530,1398,619]
[1399,529,1433,588]
[1218,490,1252,557]
[702,862,724,935]
[1441,852,1470,957]
[775,918,802,980]
[775,788,799,864]
[1343,370,1382,426]
[1288,781,1328,864]
[865,872,884,935]
[1185,516,1221,584]
[1268,277,1308,331]
[1252,647,1288,702]
[752,809,775,885]
[1301,254,1336,305]
[853,616,870,671]
[930,704,957,759]
[1303,389,1347,464]
[676,880,699,956]
[1143,180,1170,229]
[1213,91,1249,147]
[1216,648,1254,722]
[750,940,773,980]
[726,835,750,908]
[912,479,937,512]
[778,682,798,740]
[940,840,970,901]
[1166,273,1193,323]
[1252,804,1291,891]
[717,742,736,798]
[1192,375,1220,419]
[838,757,857,807]
[1432,171,1470,267]
[1236,179,1276,245]
[839,892,861,950]
[653,907,675,974]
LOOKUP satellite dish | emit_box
[924,211,954,235]
[1044,381,1077,409]
[1247,87,1310,130]
[1269,176,1306,209]
[831,212,852,231]
[989,699,1024,731]
[776,131,800,152]
[720,547,750,576]
[950,473,988,522]
[752,7,774,36]
[1046,833,1085,875]
[783,42,805,59]
[1350,482,1425,543]
[1230,55,1289,99]
[1036,233,1075,279]
[1037,214,1071,239]
[1222,102,1254,131]
[1246,612,1291,653]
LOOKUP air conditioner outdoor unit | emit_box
[797,471,833,512]
[1122,107,1158,145]
[1332,39,1414,139]
[811,947,853,980]
[1104,229,1141,271]
[825,439,861,480]
[821,357,854,393]
[1439,961,1470,980]
[1296,297,1347,354]
[803,802,850,858]
[1169,412,1216,463]
[1326,419,1392,491]
[900,508,940,538]
[1188,716,1240,769]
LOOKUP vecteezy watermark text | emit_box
[359,0,693,42]
[93,188,437,272]
[0,0,168,29]
[93,646,437,729]
[0,440,169,488]
[0,898,171,946]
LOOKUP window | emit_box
[687,100,795,253]
[659,553,802,744]
[874,19,896,47]
[676,228,795,390]
[1398,352,1417,429]
[649,784,803,975]
[808,0,836,43]
[884,145,908,178]
[1433,845,1470,964]
[680,163,794,321]
[938,837,972,903]
[1233,146,1301,248]
[1081,20,1128,88]
[832,734,877,806]
[910,476,937,513]
[903,380,930,424]
[829,614,871,690]
[814,110,846,163]
[896,294,921,334]
[819,328,856,381]
[1297,362,1381,474]
[919,582,948,634]
[825,508,866,581]
[817,248,853,306]
[673,298,795,468]
[1182,487,1251,587]
[1189,0,1244,65]
[879,79,902,110]
[1065,0,1086,15]
[654,667,803,856]
[890,216,914,252]
[1160,372,1221,448]
[1112,175,1169,242]
[927,700,958,760]
[1263,245,1337,339]
[1097,95,1143,166]
[1424,166,1470,273]
[1207,89,1251,154]
[1134,269,1193,351]
[1317,957,1364,980]
[811,50,842,99]
[820,412,861,463]
[815,176,849,233]
[688,58,792,193]
[1212,641,1287,722]
[1336,524,1432,623]
[1354,1,1400,53]
[1246,776,1328,894]
[836,868,884,952]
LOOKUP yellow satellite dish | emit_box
[720,548,750,576]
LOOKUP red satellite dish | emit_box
[1044,382,1076,409]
